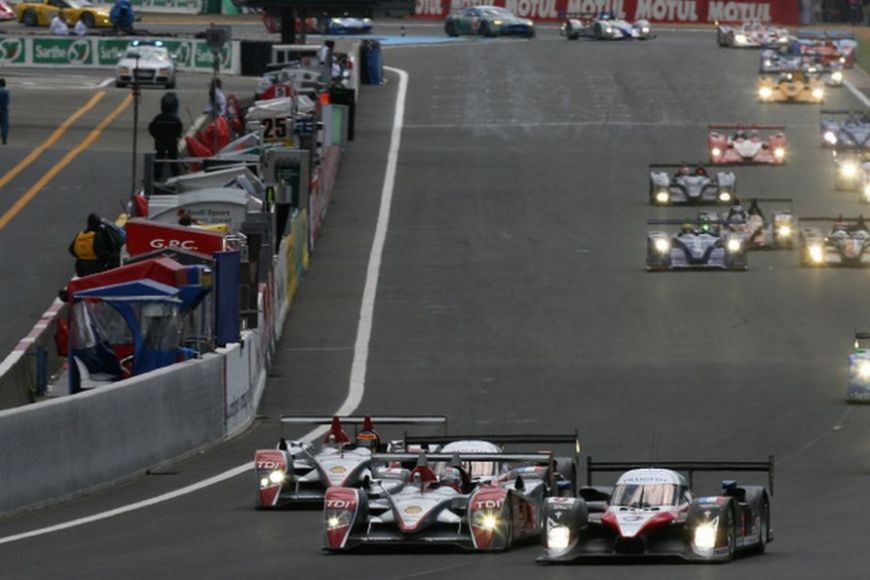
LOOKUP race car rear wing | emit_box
[647,218,745,226]
[797,30,855,41]
[586,457,775,495]
[821,109,867,116]
[798,216,865,223]
[648,163,711,169]
[374,452,557,488]
[708,124,786,131]
[281,415,448,434]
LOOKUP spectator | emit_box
[178,211,199,226]
[0,78,8,146]
[49,12,70,35]
[148,92,183,182]
[74,18,88,36]
[69,213,113,277]
[110,0,135,33]
[318,39,335,82]
[206,78,226,118]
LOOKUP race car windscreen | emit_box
[610,483,680,507]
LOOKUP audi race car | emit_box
[324,451,566,552]
[254,415,447,508]
[757,71,824,104]
[799,217,870,267]
[796,31,857,69]
[538,458,773,563]
[821,111,870,150]
[115,41,176,89]
[648,163,736,205]
[560,11,651,40]
[717,21,788,48]
[646,216,749,271]
[708,125,787,165]
[444,5,535,38]
[847,333,870,403]
[831,149,870,197]
[722,198,796,250]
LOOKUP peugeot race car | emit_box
[648,163,736,205]
[709,125,787,165]
[796,31,857,69]
[821,111,870,150]
[799,217,870,267]
[831,149,870,197]
[646,216,749,271]
[538,458,773,562]
[444,5,535,38]
[324,451,564,551]
[254,415,447,508]
[759,40,845,86]
[717,21,788,48]
[722,198,796,250]
[560,11,651,40]
[757,71,824,104]
[847,333,870,403]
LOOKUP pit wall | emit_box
[413,0,800,26]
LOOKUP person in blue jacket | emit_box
[0,78,8,145]
[110,0,135,33]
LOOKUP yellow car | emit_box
[15,0,112,29]
[758,71,824,103]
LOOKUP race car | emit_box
[721,198,796,250]
[323,451,564,551]
[261,12,372,35]
[14,0,112,28]
[444,5,535,38]
[708,125,787,165]
[0,0,15,21]
[254,415,447,508]
[538,458,774,562]
[757,71,824,104]
[646,215,749,271]
[796,31,857,69]
[798,216,870,267]
[560,11,651,40]
[717,21,788,48]
[760,46,844,86]
[648,163,736,205]
[115,41,176,89]
[830,148,870,196]
[847,333,870,403]
[821,111,870,150]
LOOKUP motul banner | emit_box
[414,0,800,25]
[125,219,225,257]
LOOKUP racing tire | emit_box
[594,23,603,40]
[22,9,37,27]
[722,506,737,561]
[82,11,95,29]
[751,499,770,554]
[498,502,515,552]
[717,30,725,46]
[525,29,535,39]
[554,457,576,497]
[445,21,459,37]
[480,22,491,38]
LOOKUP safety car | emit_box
[538,458,773,562]
[708,125,787,165]
[648,163,736,205]
[646,215,749,271]
[722,198,795,250]
[798,217,870,267]
[847,333,870,403]
[254,415,447,508]
[14,0,111,28]
[115,40,176,89]
[757,71,824,104]
[560,11,651,40]
[821,111,870,150]
[444,5,535,38]
[716,21,788,48]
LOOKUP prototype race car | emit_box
[0,0,15,21]
[14,0,111,28]
[796,31,857,69]
[722,198,795,250]
[538,458,774,562]
[646,215,749,271]
[261,13,372,35]
[254,415,447,508]
[708,125,787,165]
[648,163,736,205]
[444,5,535,38]
[717,21,788,48]
[821,111,870,150]
[560,11,651,40]
[830,148,870,197]
[115,41,176,89]
[847,333,870,403]
[799,216,870,266]
[757,71,824,104]
[324,451,565,551]
[759,40,844,85]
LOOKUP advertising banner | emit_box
[32,38,94,66]
[414,0,800,25]
[125,219,225,256]
[0,38,26,65]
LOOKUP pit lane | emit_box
[0,25,869,580]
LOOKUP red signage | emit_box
[125,218,225,257]
[414,0,799,25]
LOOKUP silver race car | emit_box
[561,11,650,40]
[821,110,870,149]
[254,415,447,508]
[799,216,870,267]
[646,216,749,271]
[717,21,788,48]
[831,148,870,197]
[648,163,736,205]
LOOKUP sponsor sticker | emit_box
[404,506,423,514]
[0,38,26,64]
[330,466,347,474]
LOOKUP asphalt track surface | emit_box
[2,25,870,580]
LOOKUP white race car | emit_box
[116,41,176,89]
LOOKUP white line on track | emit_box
[0,66,410,547]
[844,79,870,108]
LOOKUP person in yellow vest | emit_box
[68,213,112,277]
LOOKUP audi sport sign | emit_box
[125,218,225,257]
[415,0,799,25]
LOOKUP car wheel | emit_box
[22,9,37,27]
[445,21,458,37]
[752,499,770,554]
[82,11,95,29]
[526,28,535,39]
[595,23,603,39]
[499,502,514,552]
[717,30,725,46]
[480,22,490,37]
[722,507,737,560]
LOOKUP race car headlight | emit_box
[331,18,340,23]
[693,521,718,551]
[493,19,503,25]
[812,87,825,100]
[727,238,742,252]
[326,512,351,530]
[863,183,870,200]
[809,244,824,263]
[764,59,772,67]
[641,26,650,33]
[774,147,786,159]
[655,190,669,203]
[840,161,858,178]
[525,19,534,26]
[364,18,371,22]
[481,514,498,531]
[832,71,843,82]
[759,86,773,99]
[735,33,747,44]
[824,131,838,145]
[711,147,722,157]
[548,525,571,550]
[268,470,285,484]
[719,191,732,202]
[840,56,846,64]
[857,360,870,379]
[778,225,792,238]
[654,238,670,254]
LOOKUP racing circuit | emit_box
[1,18,870,580]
